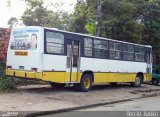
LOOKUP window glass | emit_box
[94,39,108,58]
[46,31,64,54]
[135,47,145,61]
[123,45,134,61]
[84,38,92,57]
[109,42,122,59]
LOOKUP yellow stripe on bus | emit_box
[6,69,152,83]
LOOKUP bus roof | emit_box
[16,26,152,48]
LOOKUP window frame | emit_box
[109,41,123,60]
[44,29,65,55]
[93,38,109,59]
[122,44,135,61]
[134,46,145,62]
[83,37,93,57]
[44,28,150,63]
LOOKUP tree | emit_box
[70,1,88,33]
[101,0,145,43]
[72,0,145,43]
[44,11,73,31]
[21,0,49,26]
[8,17,18,28]
[142,0,160,65]
[21,0,72,30]
[72,0,160,66]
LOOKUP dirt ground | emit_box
[0,83,160,111]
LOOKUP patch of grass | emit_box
[13,78,47,86]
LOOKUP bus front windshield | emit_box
[10,29,39,50]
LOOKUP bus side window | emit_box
[46,31,64,54]
[123,44,134,61]
[84,38,93,57]
[109,42,122,60]
[94,39,108,58]
[135,47,145,62]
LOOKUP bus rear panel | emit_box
[6,27,43,79]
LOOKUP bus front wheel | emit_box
[79,74,93,92]
[130,75,142,87]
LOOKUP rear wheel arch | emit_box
[81,70,94,82]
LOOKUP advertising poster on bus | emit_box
[10,29,39,50]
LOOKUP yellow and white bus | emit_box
[6,26,152,92]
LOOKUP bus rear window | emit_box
[10,29,39,50]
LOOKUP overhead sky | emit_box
[0,0,77,28]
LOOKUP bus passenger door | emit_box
[66,40,80,82]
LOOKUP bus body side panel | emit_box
[80,57,149,83]
[42,54,67,83]
[80,57,107,83]
[122,61,149,81]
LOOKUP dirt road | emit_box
[0,83,160,111]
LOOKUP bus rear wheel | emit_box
[79,74,92,92]
[49,82,65,88]
[130,75,142,87]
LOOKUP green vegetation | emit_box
[0,63,16,92]
[21,0,72,31]
[0,62,46,92]
[71,0,160,65]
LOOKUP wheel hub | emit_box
[84,78,90,89]
[135,77,140,85]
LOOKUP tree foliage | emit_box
[70,1,88,33]
[21,0,48,26]
[72,0,160,65]
[21,0,72,30]
[142,0,160,64]
[8,17,18,28]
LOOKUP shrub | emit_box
[0,62,47,92]
[0,63,16,92]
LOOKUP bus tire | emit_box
[152,78,159,85]
[79,74,92,92]
[49,82,65,88]
[110,82,117,85]
[73,83,80,91]
[130,75,142,87]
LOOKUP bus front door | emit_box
[66,40,80,82]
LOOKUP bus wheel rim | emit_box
[135,77,140,85]
[84,78,90,89]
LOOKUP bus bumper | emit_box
[5,69,42,79]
